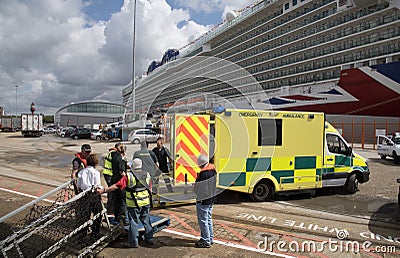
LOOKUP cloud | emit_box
[0,0,208,115]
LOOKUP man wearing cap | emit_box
[98,158,154,248]
[71,144,91,181]
[193,154,217,248]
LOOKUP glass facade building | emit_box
[65,102,124,114]
[54,101,124,127]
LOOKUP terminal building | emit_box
[54,101,125,128]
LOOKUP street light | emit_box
[131,0,137,121]
[15,85,19,119]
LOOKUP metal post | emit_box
[131,0,137,120]
[351,118,354,148]
[373,117,376,150]
[398,117,400,132]
[386,116,388,135]
[184,173,187,194]
[15,85,19,119]
[341,117,344,137]
[362,119,365,149]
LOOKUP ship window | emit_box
[285,3,290,10]
[258,119,282,146]
[293,0,297,6]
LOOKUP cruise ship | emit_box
[123,0,400,120]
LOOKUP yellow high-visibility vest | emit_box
[126,170,151,208]
[103,150,116,176]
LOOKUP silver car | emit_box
[129,129,162,144]
[90,130,103,141]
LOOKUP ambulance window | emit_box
[326,134,349,155]
[258,119,282,146]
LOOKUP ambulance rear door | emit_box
[172,114,210,183]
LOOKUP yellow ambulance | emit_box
[171,108,370,201]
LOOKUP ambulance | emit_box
[170,108,370,201]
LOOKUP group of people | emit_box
[71,137,217,249]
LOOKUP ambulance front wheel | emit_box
[347,174,359,194]
[251,181,274,202]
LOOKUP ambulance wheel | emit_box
[347,174,358,194]
[251,181,274,202]
[132,139,140,144]
[380,155,386,160]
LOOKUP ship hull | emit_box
[264,62,400,117]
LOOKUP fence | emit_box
[0,181,111,258]
[327,115,400,149]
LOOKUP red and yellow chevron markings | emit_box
[174,115,210,182]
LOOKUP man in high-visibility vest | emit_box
[102,144,118,213]
[103,142,127,223]
[103,142,122,213]
[99,158,154,248]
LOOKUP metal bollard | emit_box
[184,173,187,194]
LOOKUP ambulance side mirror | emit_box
[346,146,353,156]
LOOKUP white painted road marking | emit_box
[162,228,296,258]
[0,187,54,203]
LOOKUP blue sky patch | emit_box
[83,0,124,21]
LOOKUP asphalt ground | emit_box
[1,174,400,258]
[1,132,400,257]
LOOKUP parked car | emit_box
[91,130,103,141]
[70,128,92,140]
[57,127,74,137]
[56,128,64,136]
[129,129,163,144]
[43,127,56,134]
[377,133,400,164]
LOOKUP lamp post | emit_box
[15,85,19,119]
[131,0,137,121]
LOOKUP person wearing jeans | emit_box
[98,158,153,248]
[196,202,214,246]
[127,204,152,247]
[194,154,217,248]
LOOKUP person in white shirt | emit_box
[77,153,103,238]
[78,154,101,190]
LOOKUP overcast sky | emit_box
[0,0,255,115]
